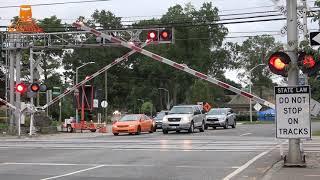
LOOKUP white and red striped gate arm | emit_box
[41,40,151,109]
[74,21,275,109]
[0,98,18,111]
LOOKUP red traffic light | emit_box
[160,30,171,41]
[268,52,291,77]
[30,83,40,92]
[16,83,26,93]
[147,30,158,41]
[302,55,316,68]
[298,52,320,76]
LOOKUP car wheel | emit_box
[204,124,208,130]
[224,120,229,129]
[149,125,154,133]
[67,125,73,133]
[231,120,236,128]
[135,126,141,135]
[113,133,119,136]
[176,130,180,133]
[212,127,216,129]
[163,129,168,134]
[90,129,96,132]
[199,121,205,132]
[188,121,194,133]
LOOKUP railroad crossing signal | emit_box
[268,52,291,77]
[298,52,320,76]
[268,51,320,77]
[147,29,172,42]
[16,83,26,93]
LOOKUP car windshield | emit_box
[169,107,193,114]
[119,114,141,121]
[208,109,227,115]
[155,112,166,119]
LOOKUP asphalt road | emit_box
[0,122,320,180]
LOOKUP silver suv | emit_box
[162,105,206,134]
[205,108,236,129]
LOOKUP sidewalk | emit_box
[265,152,320,180]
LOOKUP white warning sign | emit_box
[275,86,311,139]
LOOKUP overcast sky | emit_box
[0,0,318,84]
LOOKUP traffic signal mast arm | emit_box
[41,40,152,110]
[0,98,18,111]
[74,21,275,109]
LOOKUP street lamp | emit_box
[75,61,95,123]
[158,88,170,110]
[249,63,266,123]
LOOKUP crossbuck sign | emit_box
[275,86,311,139]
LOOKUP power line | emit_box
[0,0,110,9]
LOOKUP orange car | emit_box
[112,114,156,136]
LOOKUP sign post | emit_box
[275,86,311,139]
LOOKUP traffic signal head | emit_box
[147,30,158,41]
[30,83,40,92]
[159,29,172,41]
[298,52,320,76]
[268,52,291,77]
[16,83,26,93]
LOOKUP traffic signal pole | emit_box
[29,48,34,136]
[285,0,305,166]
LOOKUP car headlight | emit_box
[219,117,226,121]
[113,125,117,128]
[182,117,189,122]
[163,117,168,122]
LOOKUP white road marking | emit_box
[40,165,105,180]
[222,144,281,180]
[305,175,320,177]
[240,133,252,136]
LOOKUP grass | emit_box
[312,130,320,136]
[240,121,274,124]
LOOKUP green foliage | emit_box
[141,101,154,115]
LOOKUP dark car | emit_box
[154,111,168,129]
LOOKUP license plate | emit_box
[171,126,177,129]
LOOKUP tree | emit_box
[230,35,282,97]
[141,101,154,116]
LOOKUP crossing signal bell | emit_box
[268,52,291,77]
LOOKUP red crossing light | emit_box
[30,83,40,92]
[147,30,158,41]
[268,52,291,77]
[160,30,171,41]
[298,52,320,76]
[16,83,26,93]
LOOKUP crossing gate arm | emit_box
[0,98,19,111]
[74,21,276,109]
[41,40,152,109]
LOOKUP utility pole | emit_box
[9,36,15,127]
[105,71,108,122]
[15,34,22,133]
[285,0,304,166]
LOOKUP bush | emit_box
[236,114,258,121]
